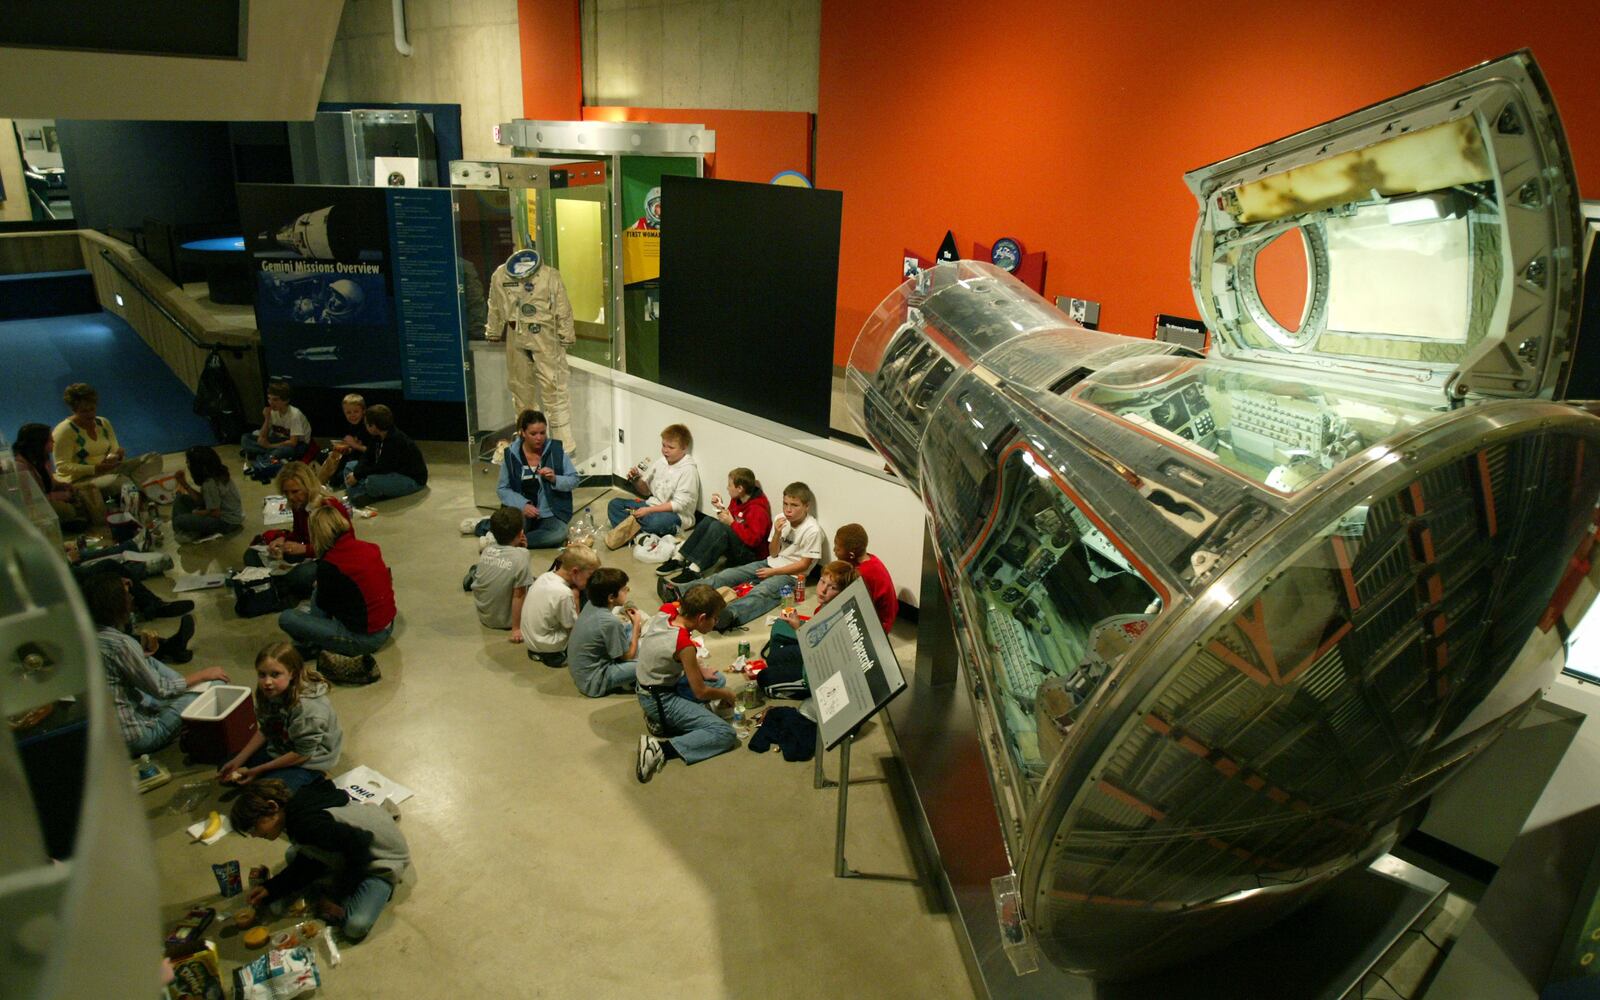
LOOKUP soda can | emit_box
[794,579,806,602]
[737,641,751,659]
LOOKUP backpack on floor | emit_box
[193,347,248,444]
[230,575,282,618]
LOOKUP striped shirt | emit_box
[97,626,187,747]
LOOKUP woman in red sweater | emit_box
[278,505,394,685]
[656,467,772,585]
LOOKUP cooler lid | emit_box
[1184,51,1582,403]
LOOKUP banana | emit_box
[199,810,221,840]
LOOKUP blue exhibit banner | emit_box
[387,188,465,402]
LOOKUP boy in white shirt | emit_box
[605,423,700,548]
[470,506,535,641]
[662,482,821,632]
[522,544,601,665]
[241,380,312,461]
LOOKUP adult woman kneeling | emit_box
[278,505,395,685]
[247,462,349,603]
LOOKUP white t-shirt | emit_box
[767,514,822,570]
[268,405,312,443]
[641,453,700,532]
[521,570,579,653]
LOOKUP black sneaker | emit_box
[666,568,699,587]
[657,579,681,604]
[156,614,196,663]
[654,558,686,577]
[151,600,196,619]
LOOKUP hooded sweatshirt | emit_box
[256,679,344,772]
[263,778,411,901]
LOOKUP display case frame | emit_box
[450,156,615,509]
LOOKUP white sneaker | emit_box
[478,533,493,552]
[635,734,666,783]
[459,516,479,535]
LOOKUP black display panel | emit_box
[0,1,244,59]
[660,176,840,437]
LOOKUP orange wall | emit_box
[582,106,814,185]
[518,0,583,121]
[818,3,1600,365]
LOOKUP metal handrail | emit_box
[96,247,247,356]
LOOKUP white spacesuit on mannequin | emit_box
[485,249,576,448]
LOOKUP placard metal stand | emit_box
[797,579,914,881]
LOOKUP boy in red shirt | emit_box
[833,523,897,632]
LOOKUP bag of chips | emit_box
[233,946,321,1000]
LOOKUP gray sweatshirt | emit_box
[258,680,344,772]
[300,802,412,883]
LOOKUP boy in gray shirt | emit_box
[471,507,535,641]
[567,567,645,697]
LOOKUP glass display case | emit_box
[847,52,1600,979]
[451,158,615,508]
[493,120,713,381]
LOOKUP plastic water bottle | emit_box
[780,584,794,611]
[137,754,159,781]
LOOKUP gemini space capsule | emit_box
[846,51,1600,978]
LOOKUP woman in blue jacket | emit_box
[497,408,578,548]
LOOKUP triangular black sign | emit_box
[936,230,959,262]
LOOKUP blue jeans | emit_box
[240,433,299,460]
[242,746,320,791]
[574,659,639,698]
[339,875,394,942]
[127,689,201,756]
[279,603,394,656]
[346,473,422,507]
[524,516,570,549]
[172,495,241,539]
[637,688,736,764]
[684,562,795,629]
[607,498,681,536]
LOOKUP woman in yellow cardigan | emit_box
[51,383,161,515]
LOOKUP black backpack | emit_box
[193,347,248,444]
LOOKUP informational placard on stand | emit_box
[798,578,906,749]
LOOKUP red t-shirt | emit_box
[856,554,897,632]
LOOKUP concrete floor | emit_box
[136,441,975,999]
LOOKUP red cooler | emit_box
[178,685,257,764]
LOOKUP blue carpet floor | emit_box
[0,311,216,456]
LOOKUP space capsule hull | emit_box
[846,50,1598,978]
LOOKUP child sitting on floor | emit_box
[566,567,646,697]
[171,445,244,543]
[218,641,343,791]
[662,482,822,632]
[318,393,374,485]
[241,381,312,462]
[605,423,700,549]
[634,584,739,783]
[657,466,772,583]
[235,776,410,944]
[759,560,858,699]
[522,544,600,666]
[344,404,428,507]
[471,506,535,642]
[831,523,897,632]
